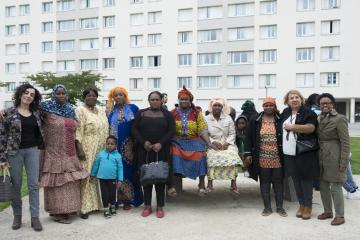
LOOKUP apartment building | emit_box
[1,0,360,122]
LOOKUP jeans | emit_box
[8,147,40,218]
[259,168,284,210]
[342,161,358,193]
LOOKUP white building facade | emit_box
[1,0,360,122]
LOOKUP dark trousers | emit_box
[259,167,284,210]
[99,179,117,208]
[143,183,165,207]
[284,155,313,208]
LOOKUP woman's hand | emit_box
[144,141,152,151]
[76,142,86,161]
[284,123,295,131]
[222,143,230,150]
[152,143,162,152]
[212,141,222,150]
[243,156,252,168]
[208,143,219,151]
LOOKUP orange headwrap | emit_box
[262,97,277,107]
[107,86,130,110]
[177,86,194,102]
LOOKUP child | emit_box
[235,115,249,177]
[91,135,123,218]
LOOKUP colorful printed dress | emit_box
[259,118,281,169]
[171,107,208,179]
[76,106,109,214]
[108,104,143,207]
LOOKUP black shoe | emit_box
[110,205,117,215]
[276,208,288,217]
[261,209,273,216]
[80,213,89,219]
[104,209,111,219]
[31,217,43,232]
[12,215,22,230]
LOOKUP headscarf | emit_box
[207,96,230,115]
[241,100,255,111]
[107,86,134,139]
[177,86,194,102]
[262,97,277,107]
[40,84,76,120]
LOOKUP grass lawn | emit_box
[0,169,27,212]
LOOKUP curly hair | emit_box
[82,87,98,99]
[13,83,42,112]
[106,86,130,110]
[318,93,336,104]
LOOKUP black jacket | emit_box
[244,111,283,181]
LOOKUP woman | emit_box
[107,86,143,209]
[244,98,287,217]
[170,87,216,196]
[205,97,241,193]
[40,84,88,223]
[76,87,109,219]
[317,93,350,225]
[132,91,175,218]
[0,83,43,231]
[281,90,318,220]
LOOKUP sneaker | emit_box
[110,205,117,215]
[346,189,360,200]
[261,209,273,216]
[104,209,111,219]
[276,208,288,217]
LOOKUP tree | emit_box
[27,71,103,105]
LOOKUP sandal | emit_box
[167,187,177,197]
[198,188,207,197]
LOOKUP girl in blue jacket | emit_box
[91,135,123,218]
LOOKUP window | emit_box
[198,6,223,20]
[5,44,16,55]
[58,40,75,51]
[19,4,30,16]
[80,59,98,70]
[228,3,254,17]
[130,57,143,68]
[296,48,314,62]
[321,46,340,61]
[5,6,16,17]
[148,33,161,46]
[148,11,162,24]
[130,13,144,26]
[58,20,75,31]
[42,61,54,72]
[296,73,315,87]
[42,2,53,13]
[321,72,339,86]
[178,9,192,22]
[19,24,30,35]
[103,37,115,48]
[130,0,143,4]
[260,1,277,15]
[129,78,143,90]
[5,63,16,74]
[80,38,99,50]
[228,51,253,64]
[296,22,315,37]
[177,77,192,89]
[80,18,98,29]
[322,0,340,9]
[321,20,340,35]
[197,76,220,89]
[5,25,16,36]
[104,0,115,6]
[103,58,115,69]
[260,25,277,39]
[6,82,16,92]
[228,75,254,88]
[80,0,98,9]
[148,78,161,90]
[228,27,254,41]
[130,35,143,47]
[42,22,53,33]
[198,29,222,43]
[178,31,192,44]
[297,0,315,11]
[259,74,276,88]
[57,60,75,71]
[198,53,221,65]
[260,50,277,63]
[42,41,53,53]
[57,0,74,11]
[19,62,30,74]
[148,56,161,67]
[19,43,30,55]
[103,16,115,28]
[178,54,192,66]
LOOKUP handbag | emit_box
[140,151,169,186]
[296,138,319,154]
[0,168,14,202]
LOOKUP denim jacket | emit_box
[0,107,44,162]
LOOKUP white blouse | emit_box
[282,114,297,156]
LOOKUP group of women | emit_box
[0,84,350,232]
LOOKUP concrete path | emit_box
[1,176,360,240]
[349,123,360,137]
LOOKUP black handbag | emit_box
[140,151,169,186]
[296,138,319,154]
[0,168,14,202]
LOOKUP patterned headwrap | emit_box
[177,86,194,102]
[208,96,230,115]
[40,84,77,120]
